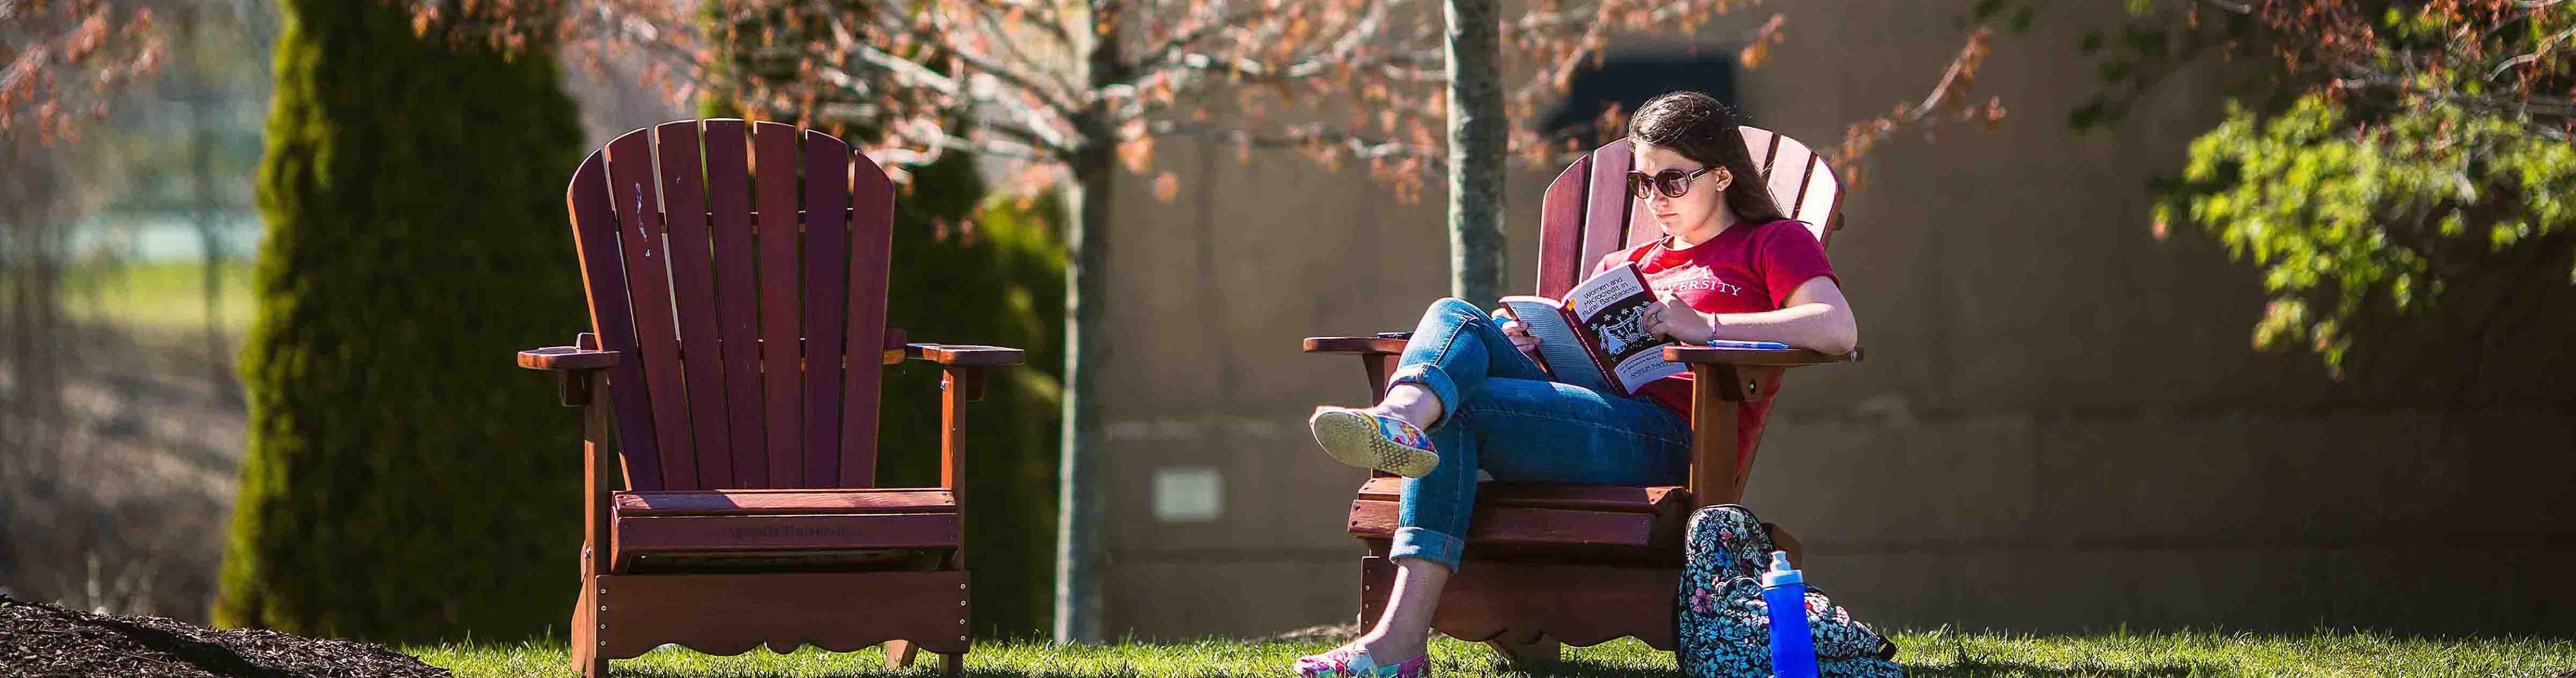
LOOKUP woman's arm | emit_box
[1648,276,1860,355]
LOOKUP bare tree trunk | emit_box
[1444,0,1507,306]
[1053,13,1124,644]
[0,137,75,597]
[1052,148,1112,645]
[184,3,240,407]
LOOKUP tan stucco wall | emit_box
[1084,0,2576,639]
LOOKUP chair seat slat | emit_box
[617,489,956,516]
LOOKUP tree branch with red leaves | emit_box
[0,0,164,143]
[410,0,1996,203]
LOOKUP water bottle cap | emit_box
[1761,550,1804,586]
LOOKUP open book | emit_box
[1498,263,1684,397]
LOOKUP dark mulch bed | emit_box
[0,594,452,678]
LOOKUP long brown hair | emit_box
[1623,91,1787,225]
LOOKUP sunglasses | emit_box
[1627,166,1721,199]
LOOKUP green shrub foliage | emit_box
[876,156,1066,639]
[215,0,587,643]
[698,0,1067,638]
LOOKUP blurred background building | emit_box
[1082,0,2576,639]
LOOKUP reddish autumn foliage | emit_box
[0,0,164,143]
[377,0,1988,198]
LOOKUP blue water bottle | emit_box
[1762,550,1820,678]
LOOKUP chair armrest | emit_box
[1663,345,1861,366]
[906,344,1025,366]
[518,346,621,371]
[1303,336,1407,355]
[520,334,618,407]
[1669,344,1858,507]
[878,328,908,364]
[1306,335,1408,404]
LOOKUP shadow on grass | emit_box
[601,669,869,678]
[600,659,1672,678]
[1525,654,2230,678]
[1893,636,2236,678]
[574,659,2240,678]
[601,669,1265,678]
[1903,659,2230,678]
[525,638,2247,678]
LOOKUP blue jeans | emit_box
[1385,298,1692,570]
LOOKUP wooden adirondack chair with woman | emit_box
[1302,96,1858,672]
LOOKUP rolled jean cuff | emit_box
[1386,363,1461,429]
[1388,527,1465,570]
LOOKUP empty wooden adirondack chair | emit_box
[516,119,1022,678]
[1302,128,1854,664]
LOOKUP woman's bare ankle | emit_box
[1374,384,1444,430]
[1354,629,1428,660]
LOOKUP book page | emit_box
[1567,265,1671,393]
[1564,264,1649,319]
[1609,342,1687,394]
[1497,296,1611,393]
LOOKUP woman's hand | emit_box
[1497,315,1543,356]
[1644,291,1715,345]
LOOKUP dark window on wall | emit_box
[1538,51,1744,143]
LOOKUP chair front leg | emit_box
[1684,363,1781,508]
[935,365,983,677]
[1766,522,1807,573]
[583,374,617,563]
[1359,353,1397,403]
[575,369,616,677]
[939,364,984,566]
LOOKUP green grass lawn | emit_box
[414,630,2576,678]
[62,259,258,335]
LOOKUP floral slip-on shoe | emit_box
[1293,645,1431,678]
[1308,406,1439,478]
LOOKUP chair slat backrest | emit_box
[702,120,767,486]
[1534,128,1844,299]
[564,120,896,491]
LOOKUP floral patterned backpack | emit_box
[1677,505,1906,678]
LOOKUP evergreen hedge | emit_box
[215,0,586,643]
[875,155,1065,639]
[221,0,1064,643]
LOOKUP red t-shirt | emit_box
[1588,218,1837,472]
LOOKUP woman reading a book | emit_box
[1295,91,1860,678]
